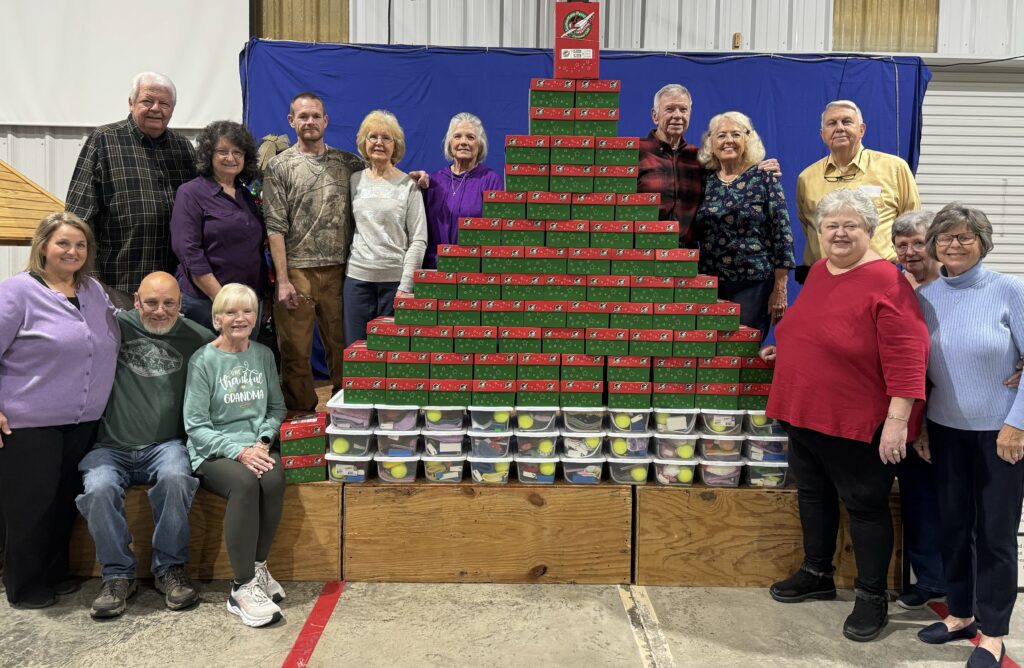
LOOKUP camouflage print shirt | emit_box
[261,144,365,268]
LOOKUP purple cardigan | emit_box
[0,273,120,428]
[422,163,503,269]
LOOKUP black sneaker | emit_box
[155,565,199,611]
[90,578,137,619]
[843,595,888,642]
[896,585,945,610]
[769,567,837,603]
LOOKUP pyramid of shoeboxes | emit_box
[280,78,786,488]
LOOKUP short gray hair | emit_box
[211,283,259,331]
[653,84,692,112]
[821,100,862,126]
[891,210,935,243]
[130,72,177,106]
[697,111,766,170]
[925,202,995,261]
[815,188,879,237]
[442,112,488,163]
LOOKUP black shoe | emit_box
[155,565,199,611]
[90,578,137,619]
[917,620,978,644]
[966,643,1005,668]
[10,593,57,609]
[769,567,837,603]
[54,578,82,596]
[843,596,888,642]
[897,585,945,610]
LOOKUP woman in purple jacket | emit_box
[0,212,119,608]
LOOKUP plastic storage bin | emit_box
[514,431,559,457]
[422,429,466,456]
[326,452,373,482]
[652,458,698,486]
[746,460,789,488]
[561,406,606,432]
[468,430,513,458]
[326,426,374,456]
[652,408,700,435]
[561,455,605,484]
[326,391,374,429]
[561,431,605,458]
[376,404,420,431]
[468,406,514,432]
[698,434,745,462]
[375,429,420,456]
[653,433,699,460]
[744,410,781,437]
[374,453,419,483]
[606,432,651,457]
[515,406,559,432]
[607,456,651,484]
[468,455,513,483]
[699,409,745,436]
[743,435,789,463]
[608,407,653,434]
[514,455,558,484]
[699,458,745,487]
[422,453,467,483]
[422,406,466,431]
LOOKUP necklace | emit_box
[449,169,468,198]
[717,171,739,184]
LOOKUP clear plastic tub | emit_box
[652,408,700,435]
[606,432,651,458]
[514,431,559,458]
[374,453,419,483]
[561,431,605,458]
[514,455,558,484]
[699,409,746,436]
[607,456,651,484]
[375,404,420,431]
[326,425,374,456]
[515,407,559,432]
[421,453,467,483]
[467,430,513,458]
[561,455,605,484]
[608,407,653,434]
[326,452,373,483]
[744,410,780,437]
[743,435,789,463]
[375,429,420,456]
[468,455,513,483]
[652,458,699,486]
[699,458,745,487]
[422,429,466,456]
[653,433,699,460]
[698,434,745,462]
[422,406,466,431]
[468,406,514,432]
[326,391,375,429]
[746,460,789,488]
[561,406,606,432]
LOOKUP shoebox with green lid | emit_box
[430,379,473,406]
[740,356,775,383]
[366,317,409,352]
[473,352,518,380]
[413,270,458,300]
[538,274,587,301]
[675,275,719,304]
[630,275,674,304]
[505,134,550,164]
[566,300,610,329]
[674,329,718,357]
[437,299,481,326]
[523,246,567,274]
[574,107,619,137]
[529,78,576,107]
[545,220,590,248]
[457,272,502,301]
[436,244,481,274]
[517,352,561,380]
[561,353,605,381]
[607,355,652,382]
[608,381,652,409]
[587,274,630,301]
[386,378,429,406]
[575,79,621,108]
[609,301,653,330]
[695,382,740,410]
[560,380,605,407]
[387,351,431,379]
[517,379,560,407]
[572,192,617,220]
[482,191,526,219]
[453,325,498,354]
[523,300,567,328]
[696,301,741,331]
[611,249,655,276]
[595,136,640,165]
[502,219,545,247]
[430,352,474,379]
[505,163,550,192]
[527,191,573,219]
[550,164,594,193]
[697,356,742,383]
[655,249,699,277]
[629,329,674,357]
[407,325,453,353]
[480,299,525,327]
[283,454,327,484]
[280,413,328,456]
[738,383,771,410]
[541,327,587,354]
[653,356,697,383]
[550,135,595,164]
[652,302,697,330]
[634,220,680,249]
[343,342,387,378]
[588,221,632,249]
[481,246,525,274]
[497,326,543,353]
[500,274,542,301]
[342,377,387,404]
[717,326,762,356]
[472,379,517,406]
[586,327,630,356]
[652,382,697,409]
[393,296,437,326]
[616,193,660,221]
[593,165,638,194]
[529,106,575,135]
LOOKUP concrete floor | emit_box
[1,579,1021,667]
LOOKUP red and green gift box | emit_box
[738,382,772,410]
[506,163,550,192]
[607,380,652,409]
[459,215,505,245]
[436,244,481,274]
[653,356,697,383]
[574,107,619,137]
[697,356,742,383]
[407,325,453,353]
[501,274,544,301]
[589,221,633,249]
[366,317,409,352]
[497,326,543,353]
[652,302,697,330]
[529,106,575,136]
[695,382,740,410]
[652,382,696,409]
[545,219,590,248]
[634,220,680,249]
[572,192,617,221]
[606,355,651,383]
[387,351,431,378]
[538,275,586,301]
[560,353,605,381]
[524,300,568,328]
[674,329,718,357]
[542,327,586,354]
[595,136,640,165]
[696,301,741,331]
[718,326,763,356]
[482,191,526,219]
[343,377,387,404]
[630,275,674,303]
[740,356,775,383]
[481,245,525,274]
[474,352,518,380]
[616,193,660,221]
[437,299,481,326]
[502,218,545,247]
[282,453,327,484]
[343,342,387,378]
[280,412,327,449]
[575,79,621,108]
[587,274,630,302]
[505,134,550,164]
[608,301,653,330]
[480,299,525,327]
[675,275,719,304]
[526,191,573,219]
[529,78,576,108]
[593,165,638,194]
[566,300,610,329]
[523,246,567,274]
[611,248,655,276]
[386,378,429,405]
[392,296,437,326]
[452,325,497,354]
[655,248,699,277]
[560,380,604,407]
[413,270,458,300]
[472,379,516,406]
[430,352,474,379]
[586,327,630,356]
[550,164,594,193]
[429,379,473,406]
[629,329,674,357]
[550,135,595,164]
[457,272,502,301]
[516,379,560,407]
[517,352,561,380]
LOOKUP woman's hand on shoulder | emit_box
[758,345,777,363]
[408,171,430,189]
[0,411,9,448]
[997,424,1024,464]
[757,158,782,178]
[237,445,276,477]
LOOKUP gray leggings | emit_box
[196,452,285,583]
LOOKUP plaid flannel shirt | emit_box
[637,130,704,244]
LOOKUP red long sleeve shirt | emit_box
[637,130,703,243]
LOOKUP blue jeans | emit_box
[343,276,399,347]
[76,439,199,581]
[897,447,946,594]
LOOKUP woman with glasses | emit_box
[913,203,1024,668]
[344,110,427,346]
[171,121,265,332]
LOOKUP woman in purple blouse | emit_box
[0,212,119,608]
[171,121,265,331]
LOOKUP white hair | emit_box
[442,112,488,163]
[652,84,692,112]
[130,72,177,106]
[815,188,879,237]
[821,100,862,125]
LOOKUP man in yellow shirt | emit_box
[796,100,920,271]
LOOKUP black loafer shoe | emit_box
[769,568,837,603]
[843,596,888,642]
[54,578,82,596]
[917,621,978,644]
[966,643,1005,668]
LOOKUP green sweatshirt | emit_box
[183,341,286,471]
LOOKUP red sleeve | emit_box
[875,276,929,401]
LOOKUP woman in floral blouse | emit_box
[695,111,796,338]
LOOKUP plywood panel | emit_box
[833,0,938,52]
[253,0,349,42]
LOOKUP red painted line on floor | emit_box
[282,580,346,668]
[927,601,1020,668]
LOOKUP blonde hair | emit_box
[356,110,406,165]
[211,283,258,331]
[27,211,96,288]
[697,111,766,171]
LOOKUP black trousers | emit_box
[928,420,1024,636]
[784,422,896,596]
[0,421,98,604]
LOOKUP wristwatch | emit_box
[258,435,272,447]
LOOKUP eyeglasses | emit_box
[714,130,748,141]
[367,134,395,144]
[894,241,926,254]
[823,173,856,183]
[936,233,977,247]
[214,149,245,159]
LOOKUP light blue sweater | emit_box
[917,262,1024,431]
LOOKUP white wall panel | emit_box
[0,246,32,282]
[938,0,1023,57]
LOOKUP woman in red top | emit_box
[759,188,928,643]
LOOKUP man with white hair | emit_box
[66,72,196,308]
[795,100,920,271]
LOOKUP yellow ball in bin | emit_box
[426,409,443,423]
[585,436,602,448]
[519,414,535,429]
[655,412,668,425]
[381,460,397,469]
[538,439,555,455]
[677,468,693,483]
[612,438,629,456]
[614,413,631,430]
[676,444,695,459]
[494,462,510,473]
[331,437,350,454]
[390,463,408,478]
[539,462,556,475]
[493,411,510,424]
[630,466,647,482]
[750,413,770,426]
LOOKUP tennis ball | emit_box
[390,463,408,478]
[612,438,629,456]
[381,460,397,469]
[706,421,729,433]
[493,411,510,423]
[585,437,602,448]
[331,437,350,454]
[630,466,647,482]
[676,444,695,459]
[426,409,444,423]
[539,462,556,476]
[750,413,769,427]
[655,412,668,425]
[614,414,632,430]
[538,439,555,455]
[425,461,445,475]
[494,462,510,473]
[518,414,535,429]
[677,468,694,483]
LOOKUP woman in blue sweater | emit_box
[915,203,1024,668]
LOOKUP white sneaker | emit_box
[227,578,282,627]
[255,560,286,603]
